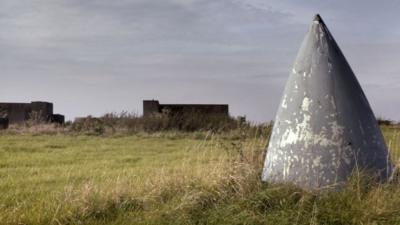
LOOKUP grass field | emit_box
[1,126,400,225]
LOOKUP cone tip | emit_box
[313,14,323,23]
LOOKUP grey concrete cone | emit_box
[262,14,393,190]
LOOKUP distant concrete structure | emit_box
[0,101,65,125]
[143,100,229,117]
[51,114,65,124]
[0,118,8,130]
[262,15,392,190]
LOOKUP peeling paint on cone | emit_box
[262,14,393,190]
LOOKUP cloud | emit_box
[1,0,400,122]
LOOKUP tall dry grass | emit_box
[1,121,400,224]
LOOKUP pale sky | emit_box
[1,0,400,122]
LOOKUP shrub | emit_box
[69,112,273,137]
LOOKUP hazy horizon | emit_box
[2,0,400,123]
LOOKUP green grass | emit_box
[0,126,400,225]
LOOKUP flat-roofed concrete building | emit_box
[143,100,229,117]
[0,101,65,125]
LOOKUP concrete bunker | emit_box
[0,101,65,126]
[143,100,229,118]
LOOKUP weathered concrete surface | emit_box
[262,15,393,190]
